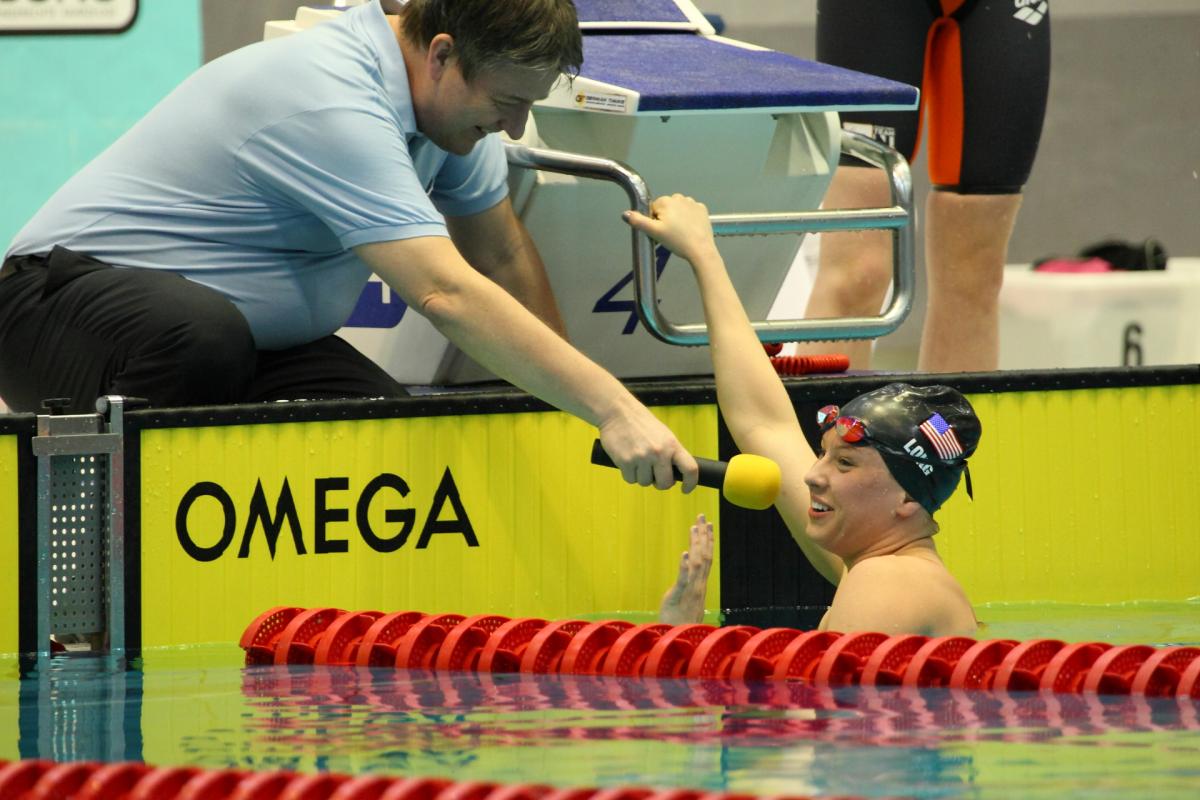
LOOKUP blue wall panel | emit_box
[0,2,202,249]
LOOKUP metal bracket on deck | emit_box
[31,396,136,659]
[505,129,914,346]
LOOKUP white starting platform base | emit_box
[999,258,1200,369]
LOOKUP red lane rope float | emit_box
[436,615,513,672]
[275,607,348,666]
[1133,646,1200,697]
[356,611,426,667]
[479,617,549,673]
[561,620,634,675]
[990,639,1066,692]
[729,628,803,681]
[642,624,715,678]
[241,606,304,665]
[1040,642,1113,694]
[859,634,927,686]
[239,608,1200,699]
[948,639,1019,691]
[315,611,385,666]
[813,631,889,687]
[769,354,850,377]
[686,626,760,679]
[396,614,467,670]
[520,619,590,674]
[901,637,977,689]
[602,623,673,677]
[0,760,820,800]
[770,631,841,683]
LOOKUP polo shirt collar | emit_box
[360,0,419,137]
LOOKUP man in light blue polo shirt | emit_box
[0,0,699,493]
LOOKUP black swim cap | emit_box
[813,383,981,515]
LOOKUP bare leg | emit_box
[918,190,1022,373]
[798,167,894,368]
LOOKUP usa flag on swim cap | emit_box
[919,413,963,460]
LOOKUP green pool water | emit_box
[1,601,1197,798]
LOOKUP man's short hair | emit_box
[399,0,584,82]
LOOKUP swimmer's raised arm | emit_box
[624,196,843,584]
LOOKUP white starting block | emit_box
[999,258,1200,369]
[267,0,919,384]
[263,4,349,40]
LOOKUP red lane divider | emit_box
[729,629,803,682]
[357,611,426,667]
[813,632,888,687]
[686,626,760,680]
[239,607,1200,699]
[949,639,1019,691]
[991,639,1066,692]
[315,611,385,667]
[396,614,467,670]
[859,634,927,687]
[1040,642,1113,694]
[479,617,549,673]
[902,637,977,689]
[0,760,820,800]
[771,631,841,683]
[1133,646,1200,697]
[602,623,673,677]
[561,621,634,675]
[436,615,513,672]
[521,620,590,674]
[241,606,305,665]
[643,625,716,678]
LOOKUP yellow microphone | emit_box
[589,439,781,510]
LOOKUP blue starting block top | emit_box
[574,34,918,114]
[576,0,692,25]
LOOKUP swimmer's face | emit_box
[418,40,558,155]
[803,429,909,559]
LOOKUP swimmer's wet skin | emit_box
[803,383,981,637]
[622,194,981,638]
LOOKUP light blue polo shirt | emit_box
[6,1,509,350]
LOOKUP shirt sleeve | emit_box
[234,106,449,250]
[430,133,510,218]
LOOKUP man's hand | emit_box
[659,514,715,625]
[598,398,699,491]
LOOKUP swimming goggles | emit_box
[816,404,869,444]
[816,402,933,461]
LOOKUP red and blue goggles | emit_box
[816,404,870,445]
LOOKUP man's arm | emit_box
[445,197,568,338]
[624,196,844,585]
[354,235,698,490]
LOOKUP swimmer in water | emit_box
[642,194,981,636]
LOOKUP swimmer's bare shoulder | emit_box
[820,553,977,637]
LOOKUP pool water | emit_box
[3,602,1199,799]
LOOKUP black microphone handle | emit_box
[589,439,727,489]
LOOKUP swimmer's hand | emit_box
[659,514,714,625]
[598,396,699,492]
[623,194,720,266]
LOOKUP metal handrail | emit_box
[505,129,914,346]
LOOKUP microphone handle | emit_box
[589,439,727,489]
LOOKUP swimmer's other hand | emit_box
[658,513,714,625]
